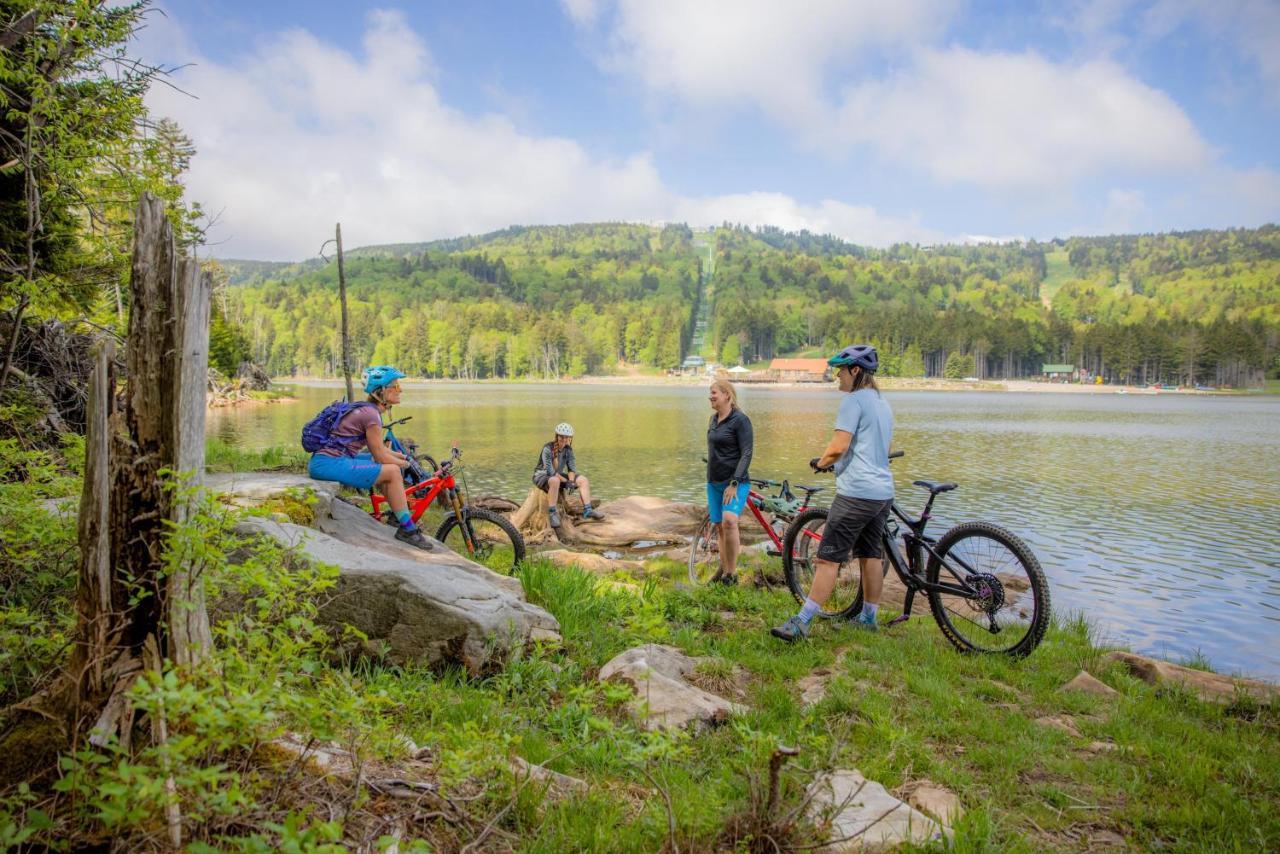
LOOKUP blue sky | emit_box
[138,1,1280,260]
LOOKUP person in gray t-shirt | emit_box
[772,344,894,642]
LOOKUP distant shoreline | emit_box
[271,375,1248,395]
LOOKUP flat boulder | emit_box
[1104,651,1279,705]
[236,516,559,672]
[212,473,559,672]
[598,644,745,730]
[807,769,947,851]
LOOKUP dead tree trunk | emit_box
[336,222,354,401]
[12,193,214,752]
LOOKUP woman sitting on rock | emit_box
[533,422,604,528]
[306,366,432,551]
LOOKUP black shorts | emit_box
[816,495,892,562]
[533,472,578,493]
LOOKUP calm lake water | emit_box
[210,383,1280,682]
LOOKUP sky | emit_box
[135,1,1280,261]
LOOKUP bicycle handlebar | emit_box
[811,449,904,474]
[383,416,413,429]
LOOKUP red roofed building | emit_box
[768,358,829,382]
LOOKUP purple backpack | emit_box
[300,400,374,453]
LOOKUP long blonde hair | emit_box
[711,378,739,410]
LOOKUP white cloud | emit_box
[140,9,934,259]
[672,193,944,246]
[559,0,602,27]
[577,0,956,124]
[832,48,1212,190]
[1102,188,1147,233]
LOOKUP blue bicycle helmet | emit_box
[363,365,406,395]
[828,344,878,373]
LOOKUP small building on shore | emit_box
[1041,363,1075,381]
[768,358,830,382]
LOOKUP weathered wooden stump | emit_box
[510,487,585,545]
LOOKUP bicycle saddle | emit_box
[793,484,826,495]
[913,480,957,495]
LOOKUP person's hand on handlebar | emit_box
[809,457,834,473]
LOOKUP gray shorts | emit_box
[816,495,892,562]
[533,472,578,493]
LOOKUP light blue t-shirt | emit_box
[833,388,895,500]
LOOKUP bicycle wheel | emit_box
[435,507,526,575]
[781,507,875,619]
[925,521,1050,657]
[688,513,721,585]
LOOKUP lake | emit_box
[210,382,1280,682]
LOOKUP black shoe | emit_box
[711,573,738,586]
[395,526,434,551]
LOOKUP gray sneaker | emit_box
[770,615,810,643]
[395,526,434,551]
[582,506,605,521]
[548,507,562,528]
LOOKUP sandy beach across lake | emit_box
[276,374,1235,395]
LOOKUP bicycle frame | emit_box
[368,424,479,557]
[738,479,823,551]
[879,499,986,620]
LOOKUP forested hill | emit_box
[221,222,1280,387]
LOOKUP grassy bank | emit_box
[2,464,1277,848]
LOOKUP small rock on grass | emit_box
[807,769,947,850]
[511,756,588,797]
[797,669,831,707]
[1084,740,1118,755]
[1060,670,1119,698]
[898,779,964,825]
[1035,715,1083,738]
[598,644,746,731]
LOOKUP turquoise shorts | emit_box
[309,452,384,491]
[707,480,751,523]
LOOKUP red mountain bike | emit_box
[687,475,826,584]
[370,417,525,574]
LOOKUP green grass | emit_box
[1041,249,1074,308]
[204,438,308,473]
[340,556,1280,850]
[9,480,1275,848]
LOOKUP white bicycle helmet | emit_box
[554,422,574,437]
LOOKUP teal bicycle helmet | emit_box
[828,344,878,373]
[363,365,406,394]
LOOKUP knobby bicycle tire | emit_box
[435,506,526,575]
[688,513,720,585]
[780,506,876,619]
[925,521,1050,657]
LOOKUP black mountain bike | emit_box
[782,451,1050,657]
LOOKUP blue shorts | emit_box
[707,480,751,524]
[309,452,384,491]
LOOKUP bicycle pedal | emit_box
[765,547,782,557]
[888,614,910,627]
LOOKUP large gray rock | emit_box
[236,516,559,672]
[210,472,559,671]
[807,770,947,851]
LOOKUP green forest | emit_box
[223,223,1280,388]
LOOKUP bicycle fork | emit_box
[887,531,918,627]
[450,489,477,556]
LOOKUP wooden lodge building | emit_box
[768,358,830,382]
